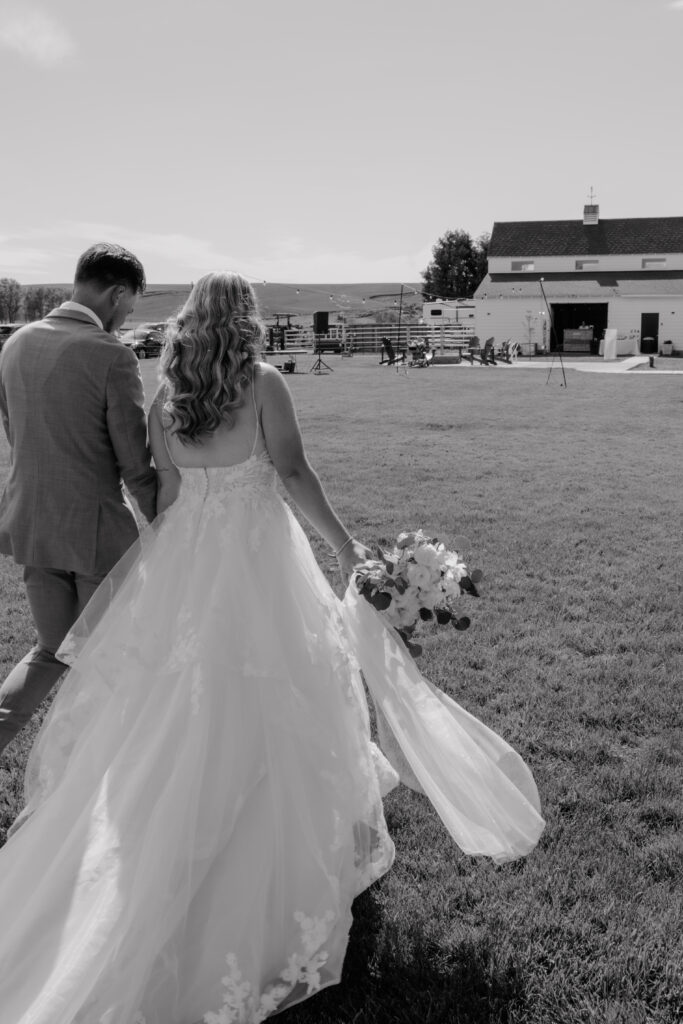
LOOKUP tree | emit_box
[23,286,49,321]
[23,286,70,320]
[0,278,23,322]
[473,231,490,290]
[421,229,489,301]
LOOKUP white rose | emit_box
[413,544,443,576]
[406,562,432,590]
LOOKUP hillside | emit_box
[131,281,423,325]
[30,282,419,326]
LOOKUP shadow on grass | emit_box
[281,886,526,1024]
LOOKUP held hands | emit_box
[336,538,373,587]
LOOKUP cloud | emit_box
[0,8,74,66]
[0,246,52,279]
[63,222,235,266]
[61,224,425,283]
[669,1,683,9]
[0,222,427,285]
[252,241,428,284]
[0,223,241,283]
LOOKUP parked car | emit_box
[0,323,24,351]
[120,322,166,359]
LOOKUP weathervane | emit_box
[587,186,597,204]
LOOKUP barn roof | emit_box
[489,218,683,258]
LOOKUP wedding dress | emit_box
[0,382,544,1024]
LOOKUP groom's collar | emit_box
[57,301,104,330]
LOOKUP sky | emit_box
[1,0,683,285]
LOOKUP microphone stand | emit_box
[539,278,567,388]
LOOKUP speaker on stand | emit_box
[313,311,329,334]
[310,311,333,374]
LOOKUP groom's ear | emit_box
[110,284,127,308]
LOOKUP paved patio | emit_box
[431,355,683,375]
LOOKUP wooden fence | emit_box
[277,322,476,354]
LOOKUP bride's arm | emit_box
[147,389,181,515]
[259,364,369,579]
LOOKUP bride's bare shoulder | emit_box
[255,360,281,380]
[255,360,290,394]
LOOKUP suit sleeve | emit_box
[105,347,158,523]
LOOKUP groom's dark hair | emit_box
[75,243,146,294]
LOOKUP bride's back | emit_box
[163,365,266,470]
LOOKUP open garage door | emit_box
[549,303,609,354]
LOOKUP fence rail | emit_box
[275,322,476,354]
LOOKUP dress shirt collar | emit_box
[59,301,104,331]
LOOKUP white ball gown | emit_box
[0,403,545,1024]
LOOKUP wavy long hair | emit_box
[160,272,266,444]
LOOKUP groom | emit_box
[0,243,158,754]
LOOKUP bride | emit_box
[0,272,544,1024]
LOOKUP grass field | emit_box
[1,357,681,1023]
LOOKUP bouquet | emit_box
[353,529,482,657]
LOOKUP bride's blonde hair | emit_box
[160,271,266,444]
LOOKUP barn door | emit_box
[640,313,659,354]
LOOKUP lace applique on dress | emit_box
[166,609,201,669]
[204,910,335,1024]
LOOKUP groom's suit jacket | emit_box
[0,307,157,576]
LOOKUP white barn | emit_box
[474,206,683,356]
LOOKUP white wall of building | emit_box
[608,298,683,350]
[475,299,549,354]
[475,296,683,353]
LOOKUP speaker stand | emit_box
[309,351,333,374]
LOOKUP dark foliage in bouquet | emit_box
[353,530,482,657]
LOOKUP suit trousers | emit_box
[0,566,103,755]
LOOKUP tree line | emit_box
[421,229,490,301]
[0,279,70,323]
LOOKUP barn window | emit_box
[429,308,443,317]
[511,260,535,271]
[576,259,599,270]
[642,258,666,269]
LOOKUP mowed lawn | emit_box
[0,356,681,1024]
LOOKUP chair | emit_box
[496,339,520,363]
[464,336,484,364]
[379,338,407,366]
[481,338,497,365]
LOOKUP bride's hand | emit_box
[337,539,372,587]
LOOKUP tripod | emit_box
[309,340,333,374]
[540,279,568,388]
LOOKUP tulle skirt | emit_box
[0,469,544,1024]
[0,480,397,1024]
